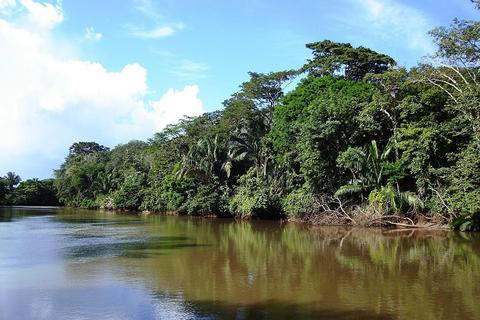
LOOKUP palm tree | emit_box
[335,140,422,214]
[335,140,391,196]
[178,135,224,181]
[222,146,248,178]
[93,172,119,196]
[4,172,21,191]
[229,127,271,177]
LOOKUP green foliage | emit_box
[11,179,59,206]
[141,174,196,212]
[302,40,395,80]
[229,168,280,218]
[368,186,397,214]
[0,178,8,204]
[181,180,230,216]
[69,141,109,158]
[367,185,423,215]
[450,213,480,231]
[272,76,377,192]
[111,169,146,210]
[429,18,480,67]
[335,141,398,196]
[5,172,21,191]
[0,173,59,206]
[447,143,480,215]
[47,13,480,231]
[281,188,318,217]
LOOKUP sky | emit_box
[0,0,478,179]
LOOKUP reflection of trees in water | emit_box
[4,209,479,319]
[0,210,13,222]
[106,217,480,320]
[187,300,394,320]
[57,214,480,320]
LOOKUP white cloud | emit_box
[0,0,16,10]
[19,0,63,29]
[134,0,162,20]
[128,0,184,40]
[133,25,174,38]
[84,26,102,41]
[364,0,384,17]
[354,0,434,53]
[130,23,184,39]
[133,85,204,132]
[0,1,204,178]
[171,60,208,80]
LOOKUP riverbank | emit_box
[1,204,453,230]
[137,207,452,230]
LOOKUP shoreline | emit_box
[1,205,451,231]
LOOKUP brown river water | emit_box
[0,207,479,319]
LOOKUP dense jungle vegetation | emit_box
[0,172,58,206]
[3,4,480,230]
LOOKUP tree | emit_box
[236,71,297,109]
[178,135,225,181]
[418,7,480,226]
[47,30,480,229]
[336,141,394,196]
[233,71,297,128]
[68,142,109,158]
[287,76,376,192]
[336,141,421,215]
[0,178,8,204]
[429,17,480,68]
[229,128,267,177]
[11,179,59,206]
[302,40,396,80]
[4,172,21,191]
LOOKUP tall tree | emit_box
[302,40,396,80]
[68,142,109,158]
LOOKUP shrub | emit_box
[228,168,280,218]
[181,181,230,216]
[112,170,145,210]
[282,188,318,217]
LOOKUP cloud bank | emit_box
[0,0,204,178]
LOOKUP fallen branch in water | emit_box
[366,215,414,226]
[384,221,441,229]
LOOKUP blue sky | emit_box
[0,0,478,179]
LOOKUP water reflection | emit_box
[0,207,479,320]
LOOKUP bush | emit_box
[140,175,198,212]
[367,186,396,215]
[282,188,318,217]
[228,168,280,218]
[95,195,115,210]
[450,212,480,232]
[112,170,145,210]
[181,181,230,216]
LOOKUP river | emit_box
[0,207,479,319]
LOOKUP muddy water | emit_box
[1,207,479,319]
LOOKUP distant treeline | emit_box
[14,4,480,231]
[0,172,59,206]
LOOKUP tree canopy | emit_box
[302,40,396,80]
[10,7,477,231]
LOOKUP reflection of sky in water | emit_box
[0,212,201,320]
[3,285,197,320]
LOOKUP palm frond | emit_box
[335,183,365,197]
